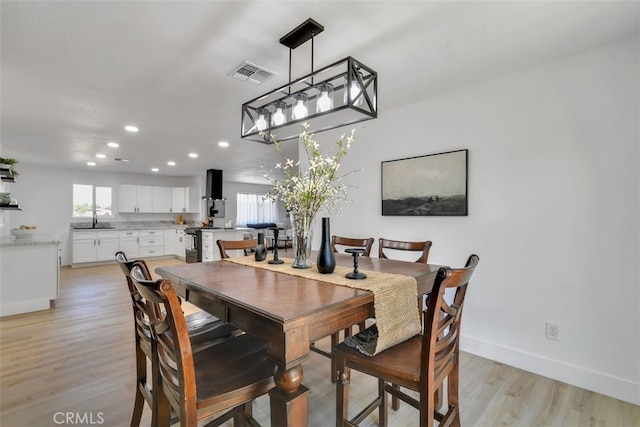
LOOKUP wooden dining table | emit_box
[155,253,441,427]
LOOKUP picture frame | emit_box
[381,149,468,216]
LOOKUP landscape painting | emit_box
[381,149,468,216]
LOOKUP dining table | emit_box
[155,252,441,427]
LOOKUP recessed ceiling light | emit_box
[167,161,176,166]
[87,162,96,166]
[124,125,139,132]
[151,168,159,172]
[107,142,119,148]
[218,141,229,148]
[95,153,106,159]
[188,153,198,158]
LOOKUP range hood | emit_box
[205,169,223,200]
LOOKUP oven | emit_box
[184,227,202,263]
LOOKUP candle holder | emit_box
[345,248,367,280]
[268,227,285,265]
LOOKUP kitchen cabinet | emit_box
[201,230,244,262]
[171,186,199,213]
[139,229,164,257]
[163,228,175,256]
[1,235,61,316]
[72,230,119,264]
[119,185,152,213]
[153,186,172,213]
[120,185,172,213]
[175,229,185,258]
[118,230,140,258]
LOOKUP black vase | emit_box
[255,232,267,261]
[316,217,336,274]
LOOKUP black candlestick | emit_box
[345,248,367,280]
[268,227,284,265]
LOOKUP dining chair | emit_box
[378,238,433,264]
[115,251,239,426]
[335,254,480,427]
[309,236,375,382]
[216,238,258,258]
[129,267,275,427]
[331,235,375,257]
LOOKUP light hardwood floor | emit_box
[1,259,638,426]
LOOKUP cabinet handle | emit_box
[137,237,139,243]
[149,240,155,244]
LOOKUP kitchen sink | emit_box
[72,224,116,230]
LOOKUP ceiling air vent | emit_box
[228,61,276,85]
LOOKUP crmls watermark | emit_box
[53,412,105,425]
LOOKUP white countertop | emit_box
[0,233,62,247]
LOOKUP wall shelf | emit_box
[0,204,22,211]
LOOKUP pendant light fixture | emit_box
[241,18,377,143]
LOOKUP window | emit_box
[73,184,112,217]
[236,193,278,225]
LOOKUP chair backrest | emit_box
[129,268,200,425]
[421,254,479,388]
[331,235,374,256]
[378,238,433,264]
[217,238,257,259]
[115,251,159,353]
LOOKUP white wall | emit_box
[319,37,638,404]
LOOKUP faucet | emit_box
[92,210,98,228]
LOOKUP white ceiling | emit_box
[1,1,637,184]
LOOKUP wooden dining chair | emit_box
[115,251,239,426]
[331,235,375,256]
[217,238,258,258]
[335,254,479,427]
[129,267,275,427]
[378,238,433,264]
[310,236,374,382]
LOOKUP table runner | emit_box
[225,257,422,356]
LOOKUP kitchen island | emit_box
[0,233,61,317]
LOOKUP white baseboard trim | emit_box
[461,334,640,406]
[0,299,51,317]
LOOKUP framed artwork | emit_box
[381,149,468,216]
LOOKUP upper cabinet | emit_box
[171,187,199,213]
[119,185,199,214]
[119,185,153,213]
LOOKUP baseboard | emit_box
[0,299,51,317]
[461,334,640,406]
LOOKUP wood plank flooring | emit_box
[1,259,638,426]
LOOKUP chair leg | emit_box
[336,362,350,427]
[155,384,171,427]
[390,383,400,411]
[378,379,388,427]
[131,347,146,427]
[331,333,339,383]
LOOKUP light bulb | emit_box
[316,83,334,113]
[349,81,363,106]
[256,114,267,131]
[272,102,286,126]
[292,93,308,120]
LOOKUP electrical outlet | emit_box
[546,322,559,341]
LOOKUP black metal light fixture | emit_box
[241,18,378,143]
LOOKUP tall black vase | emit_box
[255,232,267,261]
[316,217,336,274]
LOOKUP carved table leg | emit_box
[270,364,310,426]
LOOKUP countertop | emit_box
[0,233,62,247]
[70,221,192,231]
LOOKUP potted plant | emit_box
[0,157,19,177]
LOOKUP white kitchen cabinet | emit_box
[139,229,164,257]
[118,230,140,258]
[1,235,61,317]
[171,186,199,213]
[72,230,119,264]
[118,185,155,213]
[153,186,172,213]
[175,229,185,259]
[201,230,245,261]
[163,228,176,256]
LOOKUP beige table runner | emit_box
[225,257,421,356]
